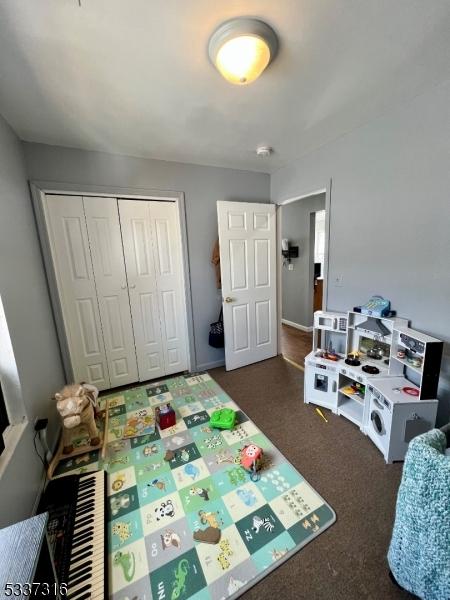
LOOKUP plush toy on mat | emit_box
[55,383,100,454]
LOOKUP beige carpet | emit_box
[210,356,412,600]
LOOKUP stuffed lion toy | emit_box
[55,383,100,454]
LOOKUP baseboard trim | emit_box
[282,319,313,333]
[196,359,226,372]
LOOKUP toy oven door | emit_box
[306,364,338,406]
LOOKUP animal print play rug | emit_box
[53,373,336,600]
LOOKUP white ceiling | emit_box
[0,0,449,173]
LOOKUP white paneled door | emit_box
[44,195,110,389]
[217,201,277,370]
[118,200,188,380]
[44,194,189,390]
[149,201,189,375]
[118,200,165,380]
[84,197,138,387]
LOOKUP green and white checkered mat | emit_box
[53,373,336,600]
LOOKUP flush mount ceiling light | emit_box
[208,17,278,85]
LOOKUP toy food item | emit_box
[345,352,361,366]
[239,444,263,482]
[209,408,236,430]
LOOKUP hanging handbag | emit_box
[209,307,224,348]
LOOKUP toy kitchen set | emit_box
[304,297,444,463]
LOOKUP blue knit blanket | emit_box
[388,429,450,600]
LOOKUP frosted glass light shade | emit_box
[215,35,271,85]
[209,18,278,86]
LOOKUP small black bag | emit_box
[209,307,224,348]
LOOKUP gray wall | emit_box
[272,79,450,421]
[22,143,270,371]
[282,193,325,327]
[0,116,65,527]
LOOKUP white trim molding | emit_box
[30,180,196,379]
[281,318,313,333]
[196,359,225,372]
[275,179,332,355]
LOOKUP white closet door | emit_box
[44,195,110,389]
[118,200,166,380]
[149,201,188,375]
[84,197,138,387]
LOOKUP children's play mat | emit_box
[53,373,336,600]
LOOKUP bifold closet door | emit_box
[84,197,138,387]
[150,200,188,375]
[118,200,188,379]
[44,195,110,389]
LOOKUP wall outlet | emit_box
[333,275,344,287]
[288,263,294,271]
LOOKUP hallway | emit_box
[280,323,312,367]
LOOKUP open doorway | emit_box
[279,191,329,368]
[313,209,326,312]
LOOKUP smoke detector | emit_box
[256,145,273,157]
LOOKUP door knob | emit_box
[121,285,127,290]
[129,284,136,289]
[224,297,233,303]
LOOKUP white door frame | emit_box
[275,179,332,355]
[30,180,195,382]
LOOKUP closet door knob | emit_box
[129,284,136,289]
[121,285,127,290]
[224,297,233,303]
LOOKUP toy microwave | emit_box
[314,311,348,333]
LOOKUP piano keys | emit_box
[38,470,107,600]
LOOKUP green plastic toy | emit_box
[209,408,236,430]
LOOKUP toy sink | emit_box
[209,408,236,430]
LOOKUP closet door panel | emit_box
[44,195,110,389]
[149,202,188,375]
[118,200,165,380]
[84,197,138,387]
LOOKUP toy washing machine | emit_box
[365,377,438,463]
